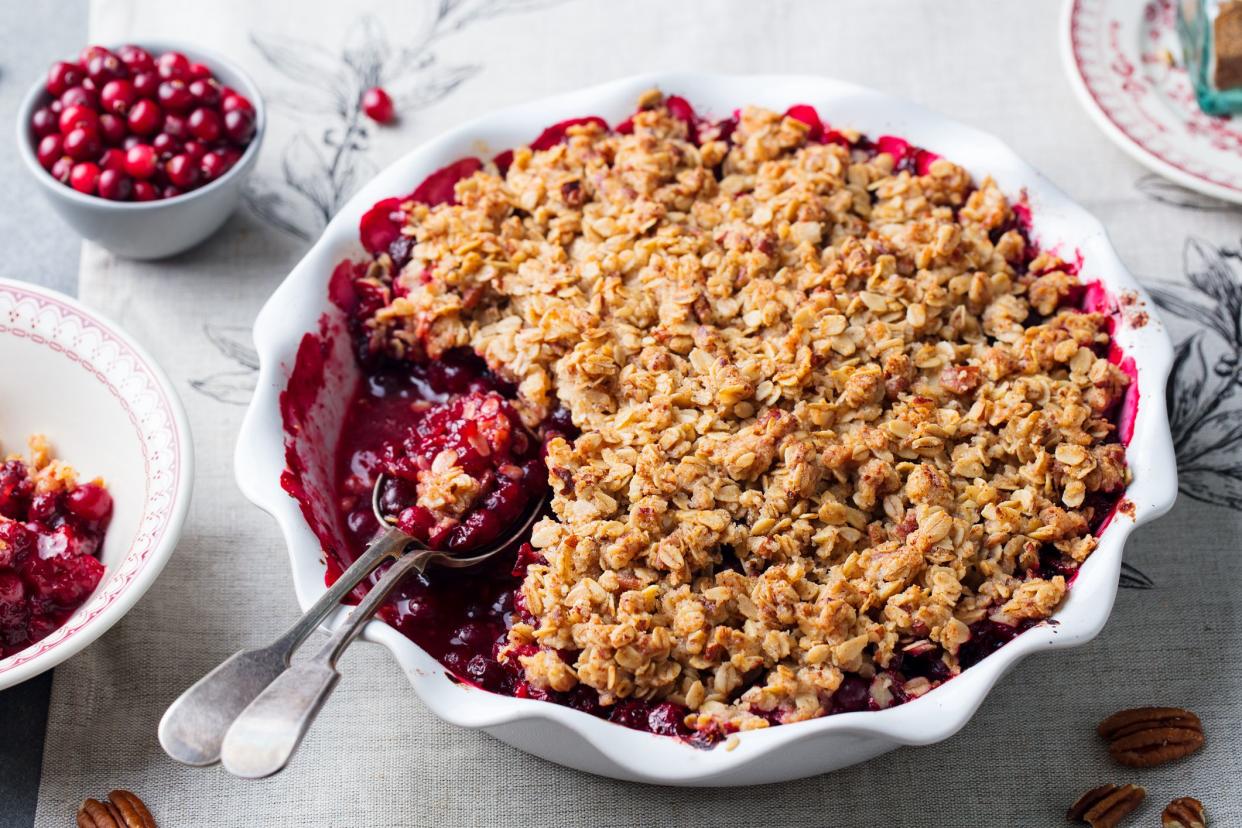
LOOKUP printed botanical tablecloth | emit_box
[33,0,1242,825]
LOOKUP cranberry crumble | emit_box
[0,435,112,658]
[29,44,255,201]
[316,90,1132,741]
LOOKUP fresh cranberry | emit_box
[30,107,59,138]
[63,128,101,162]
[59,85,98,110]
[46,61,84,97]
[36,134,64,169]
[121,135,142,150]
[162,185,183,199]
[155,51,190,81]
[99,78,136,114]
[185,77,219,106]
[131,180,158,201]
[97,113,126,145]
[132,71,159,99]
[186,107,222,142]
[127,99,161,135]
[162,112,187,138]
[165,153,200,189]
[361,87,395,124]
[98,148,126,172]
[97,169,132,201]
[117,44,154,74]
[50,156,75,184]
[181,140,205,162]
[78,45,112,66]
[157,79,193,113]
[221,92,253,114]
[86,53,126,86]
[151,132,180,157]
[58,104,98,135]
[186,61,211,80]
[200,147,238,181]
[222,108,255,144]
[69,162,101,194]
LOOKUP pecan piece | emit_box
[1067,784,1145,827]
[76,790,156,828]
[1097,707,1205,767]
[1162,797,1206,828]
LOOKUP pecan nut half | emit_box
[1162,797,1206,828]
[1097,707,1204,767]
[1067,783,1145,827]
[76,790,156,828]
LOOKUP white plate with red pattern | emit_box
[0,278,193,690]
[1063,0,1242,204]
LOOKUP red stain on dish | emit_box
[280,94,1141,745]
[1078,280,1139,446]
[279,330,346,558]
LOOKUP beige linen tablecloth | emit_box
[33,0,1242,824]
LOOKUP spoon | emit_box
[159,473,542,770]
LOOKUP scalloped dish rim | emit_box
[235,72,1178,786]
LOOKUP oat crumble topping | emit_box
[349,91,1131,733]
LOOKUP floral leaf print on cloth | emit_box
[1150,237,1242,511]
[246,2,565,240]
[1136,174,1241,212]
[191,325,259,405]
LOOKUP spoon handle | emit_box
[220,547,436,779]
[158,526,411,767]
[270,527,412,653]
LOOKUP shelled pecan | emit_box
[1066,783,1145,827]
[1097,707,1205,767]
[76,789,156,828]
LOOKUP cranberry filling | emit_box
[294,94,1135,745]
[0,459,111,658]
[377,390,544,551]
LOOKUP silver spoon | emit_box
[159,472,542,770]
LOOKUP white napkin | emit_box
[33,0,1242,824]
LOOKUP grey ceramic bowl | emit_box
[15,40,265,260]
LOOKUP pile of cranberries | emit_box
[30,45,256,201]
[0,460,113,658]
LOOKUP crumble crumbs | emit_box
[350,91,1131,734]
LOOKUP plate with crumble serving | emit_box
[1063,0,1242,204]
[0,278,193,691]
[237,72,1178,786]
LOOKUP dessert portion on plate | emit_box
[315,90,1133,742]
[0,435,112,658]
